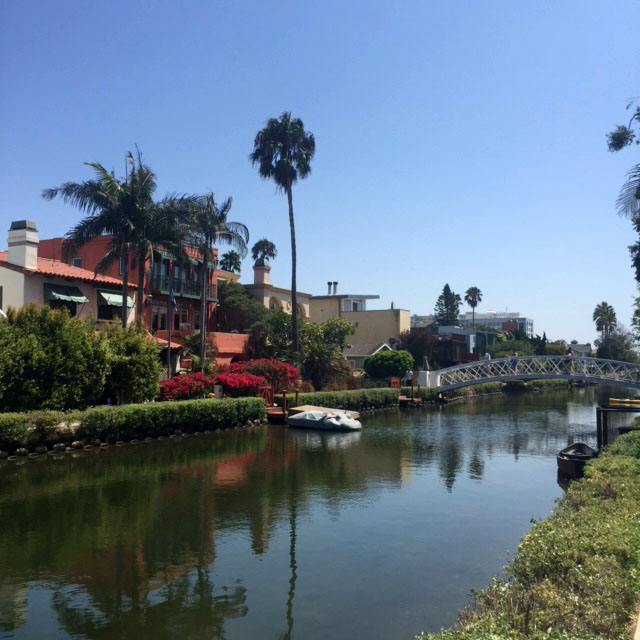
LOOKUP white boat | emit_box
[287,410,362,432]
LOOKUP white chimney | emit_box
[327,281,332,295]
[333,281,338,294]
[8,220,38,270]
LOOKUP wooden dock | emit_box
[288,405,360,420]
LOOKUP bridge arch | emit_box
[427,356,640,393]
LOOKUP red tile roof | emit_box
[0,252,136,287]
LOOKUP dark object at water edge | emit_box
[557,442,598,478]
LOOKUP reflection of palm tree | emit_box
[281,466,298,640]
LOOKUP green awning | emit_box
[44,284,88,303]
[157,250,175,261]
[98,290,134,308]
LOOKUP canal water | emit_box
[0,387,628,640]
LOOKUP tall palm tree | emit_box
[593,301,617,341]
[43,152,149,327]
[251,238,277,262]
[189,193,248,371]
[250,112,316,352]
[44,151,192,327]
[464,287,483,326]
[219,250,242,273]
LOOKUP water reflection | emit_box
[0,387,615,639]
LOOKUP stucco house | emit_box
[243,258,311,320]
[0,221,136,324]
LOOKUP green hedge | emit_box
[0,398,266,453]
[285,388,399,411]
[417,431,640,640]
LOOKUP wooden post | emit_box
[282,392,287,416]
[596,407,603,450]
[295,390,299,407]
[603,410,609,447]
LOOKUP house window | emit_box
[97,303,118,321]
[152,305,167,331]
[49,300,77,316]
[172,305,189,331]
[352,301,359,311]
[72,257,82,268]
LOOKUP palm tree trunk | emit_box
[136,247,146,323]
[287,184,298,353]
[200,248,208,373]
[122,247,129,329]
[472,306,475,327]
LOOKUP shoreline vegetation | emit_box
[417,429,640,640]
[0,379,572,459]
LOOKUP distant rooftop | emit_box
[311,293,380,300]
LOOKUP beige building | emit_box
[0,220,136,324]
[309,286,410,368]
[244,259,311,320]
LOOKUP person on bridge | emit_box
[564,347,574,373]
[483,351,492,375]
[510,352,518,373]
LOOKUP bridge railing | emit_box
[433,356,640,390]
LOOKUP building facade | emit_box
[0,221,136,324]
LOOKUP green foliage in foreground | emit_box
[285,388,399,411]
[417,431,640,640]
[0,398,266,452]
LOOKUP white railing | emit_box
[430,356,640,391]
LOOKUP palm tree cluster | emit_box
[43,150,249,369]
[592,302,617,341]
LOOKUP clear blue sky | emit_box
[1,0,638,344]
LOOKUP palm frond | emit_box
[616,163,640,218]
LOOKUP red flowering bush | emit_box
[158,372,217,401]
[226,358,300,391]
[215,372,266,397]
[158,371,267,401]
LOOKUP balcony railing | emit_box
[152,276,216,300]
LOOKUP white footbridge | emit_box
[419,356,640,393]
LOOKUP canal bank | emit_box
[417,427,640,640]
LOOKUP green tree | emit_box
[299,318,354,390]
[188,193,248,371]
[597,326,638,362]
[219,250,242,273]
[217,280,268,334]
[250,112,316,353]
[0,304,110,411]
[607,104,640,281]
[398,328,438,370]
[433,284,461,326]
[363,350,414,379]
[101,323,162,404]
[464,286,482,326]
[592,301,617,341]
[251,238,277,262]
[43,150,190,327]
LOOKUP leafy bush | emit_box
[0,304,110,411]
[102,323,162,404]
[285,388,399,411]
[363,350,414,379]
[0,398,266,452]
